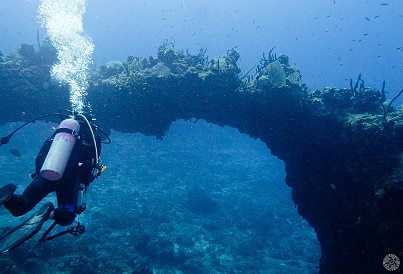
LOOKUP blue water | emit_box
[0,0,402,100]
[1,0,401,272]
[0,120,320,273]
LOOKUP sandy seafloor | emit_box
[0,119,320,273]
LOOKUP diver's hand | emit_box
[51,207,76,226]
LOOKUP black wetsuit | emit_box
[4,119,101,226]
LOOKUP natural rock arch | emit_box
[1,44,402,274]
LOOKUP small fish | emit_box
[380,3,389,5]
[9,149,22,157]
[374,15,380,18]
[364,16,371,21]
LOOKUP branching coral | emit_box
[380,88,403,124]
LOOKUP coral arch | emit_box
[1,44,402,274]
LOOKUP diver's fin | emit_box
[0,202,53,254]
[0,184,16,206]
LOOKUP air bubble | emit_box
[38,0,93,113]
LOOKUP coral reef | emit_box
[0,41,63,124]
[0,43,402,274]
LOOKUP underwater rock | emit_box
[18,44,36,60]
[157,47,178,66]
[127,56,154,72]
[321,87,354,110]
[211,48,241,74]
[284,65,303,87]
[253,52,303,90]
[35,39,58,65]
[256,60,286,89]
[144,62,171,78]
[313,86,385,115]
[277,54,289,65]
[352,88,384,113]
[100,61,125,77]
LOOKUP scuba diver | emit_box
[0,111,109,253]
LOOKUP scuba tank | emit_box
[40,118,80,181]
[0,110,110,182]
